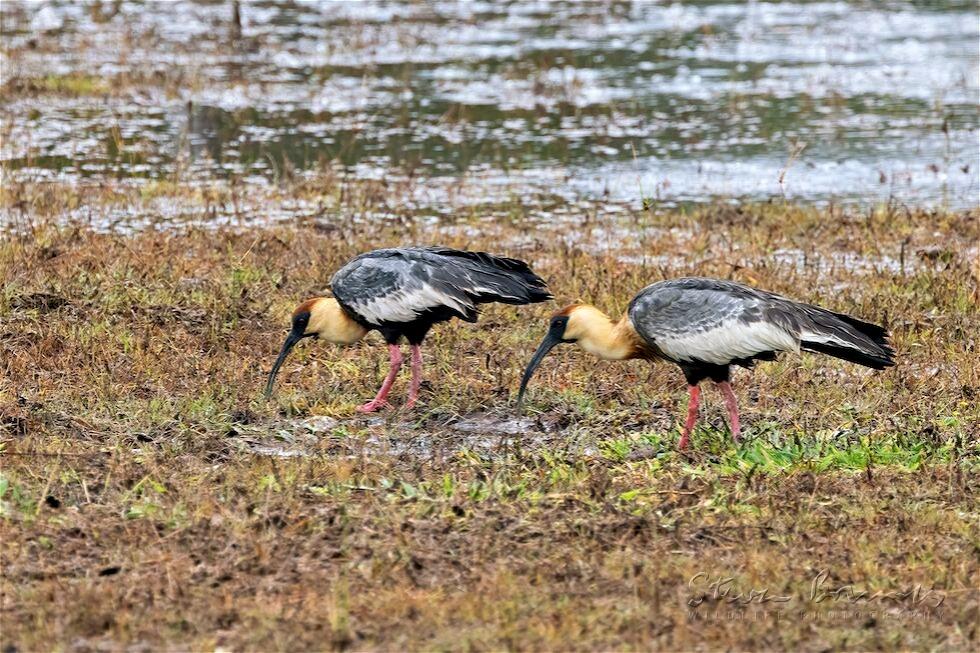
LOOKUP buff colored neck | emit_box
[569,306,642,361]
[309,298,368,344]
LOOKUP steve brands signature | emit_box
[687,570,946,608]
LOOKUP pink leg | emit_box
[405,344,423,409]
[716,381,741,442]
[356,344,403,413]
[677,385,701,450]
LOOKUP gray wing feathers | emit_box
[629,279,798,365]
[331,248,550,325]
[628,278,893,368]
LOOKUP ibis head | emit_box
[265,297,368,397]
[517,304,647,411]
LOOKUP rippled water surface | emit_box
[2,0,977,208]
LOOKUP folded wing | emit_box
[628,277,894,369]
[331,247,552,326]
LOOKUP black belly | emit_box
[676,350,780,385]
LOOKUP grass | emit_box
[1,182,978,650]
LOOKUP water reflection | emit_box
[1,0,977,208]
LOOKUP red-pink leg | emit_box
[678,385,701,450]
[356,344,403,413]
[716,380,741,442]
[405,344,423,409]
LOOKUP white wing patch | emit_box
[656,318,799,365]
[800,329,853,348]
[469,284,522,301]
[352,283,474,325]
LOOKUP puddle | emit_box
[237,420,324,458]
[2,0,977,219]
[238,411,577,460]
[246,444,311,459]
[449,414,538,435]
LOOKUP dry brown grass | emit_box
[1,186,978,651]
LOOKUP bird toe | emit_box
[356,400,390,413]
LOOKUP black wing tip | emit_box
[801,340,896,370]
[450,249,553,304]
[510,269,552,302]
[863,343,896,369]
[420,246,538,272]
[414,246,553,305]
[820,310,896,367]
[863,355,896,370]
[832,310,889,339]
[480,284,552,306]
[517,287,553,305]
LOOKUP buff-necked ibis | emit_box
[517,277,894,449]
[266,247,551,411]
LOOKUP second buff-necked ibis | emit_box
[517,277,894,449]
[266,247,551,411]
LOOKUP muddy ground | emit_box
[1,180,978,650]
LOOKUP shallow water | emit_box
[238,412,577,460]
[2,1,977,210]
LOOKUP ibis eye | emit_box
[549,316,570,338]
[292,312,311,333]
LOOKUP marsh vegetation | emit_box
[2,175,978,649]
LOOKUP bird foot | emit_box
[356,400,391,413]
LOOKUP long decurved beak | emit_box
[265,332,304,398]
[516,331,563,413]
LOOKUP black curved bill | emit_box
[265,332,302,398]
[516,331,563,413]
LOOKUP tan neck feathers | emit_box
[568,306,644,361]
[309,298,368,344]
